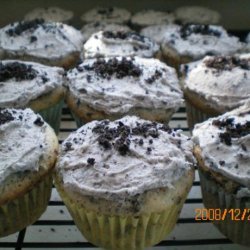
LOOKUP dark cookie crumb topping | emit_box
[212,117,250,146]
[81,57,142,79]
[0,62,38,82]
[92,120,171,155]
[0,109,14,125]
[145,69,162,84]
[103,31,146,43]
[180,24,221,39]
[33,116,44,126]
[87,158,95,165]
[205,56,250,71]
[6,19,45,36]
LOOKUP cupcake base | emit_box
[199,168,250,246]
[38,99,64,134]
[56,185,185,250]
[0,174,53,237]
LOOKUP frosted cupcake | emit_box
[0,108,58,237]
[131,10,175,30]
[0,60,65,133]
[83,30,160,59]
[192,102,250,246]
[24,6,73,23]
[174,6,220,25]
[180,54,250,130]
[0,19,83,69]
[66,56,183,126]
[81,22,131,43]
[55,115,195,250]
[160,24,243,69]
[81,7,131,24]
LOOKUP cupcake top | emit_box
[0,60,65,108]
[0,108,55,185]
[131,10,175,27]
[56,115,195,200]
[174,6,220,25]
[81,7,131,24]
[161,24,242,60]
[181,54,250,112]
[0,19,83,60]
[81,22,131,43]
[24,6,73,23]
[141,24,172,44]
[192,101,250,189]
[67,56,183,114]
[83,30,159,58]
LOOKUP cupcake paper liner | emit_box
[56,184,185,250]
[0,174,53,237]
[199,169,250,246]
[185,100,211,131]
[38,99,64,134]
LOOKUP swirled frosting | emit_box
[56,115,195,199]
[81,7,131,24]
[192,101,250,190]
[24,7,73,23]
[182,54,250,112]
[0,108,48,184]
[131,10,175,27]
[0,19,83,61]
[0,60,65,108]
[81,22,131,43]
[67,56,183,114]
[83,30,159,58]
[174,6,220,24]
[161,24,242,59]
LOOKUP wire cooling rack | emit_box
[0,105,249,250]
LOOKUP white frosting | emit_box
[83,31,159,58]
[56,115,195,199]
[81,22,131,43]
[182,54,250,112]
[81,7,131,24]
[193,101,250,189]
[24,7,73,22]
[0,21,83,60]
[131,10,175,27]
[67,56,183,114]
[0,108,48,184]
[141,24,173,44]
[0,60,64,108]
[161,24,243,60]
[175,6,220,24]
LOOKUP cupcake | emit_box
[66,56,183,126]
[83,30,160,59]
[81,7,131,24]
[0,108,58,237]
[180,54,250,130]
[81,22,131,43]
[141,24,173,44]
[24,6,73,23]
[131,10,175,30]
[0,19,83,69]
[55,115,195,250]
[160,24,243,69]
[174,6,220,25]
[192,102,250,246]
[0,60,65,133]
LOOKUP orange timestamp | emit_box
[195,208,250,221]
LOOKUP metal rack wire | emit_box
[0,106,248,250]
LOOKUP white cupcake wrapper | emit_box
[185,100,212,131]
[0,174,53,237]
[38,99,64,134]
[199,169,250,246]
